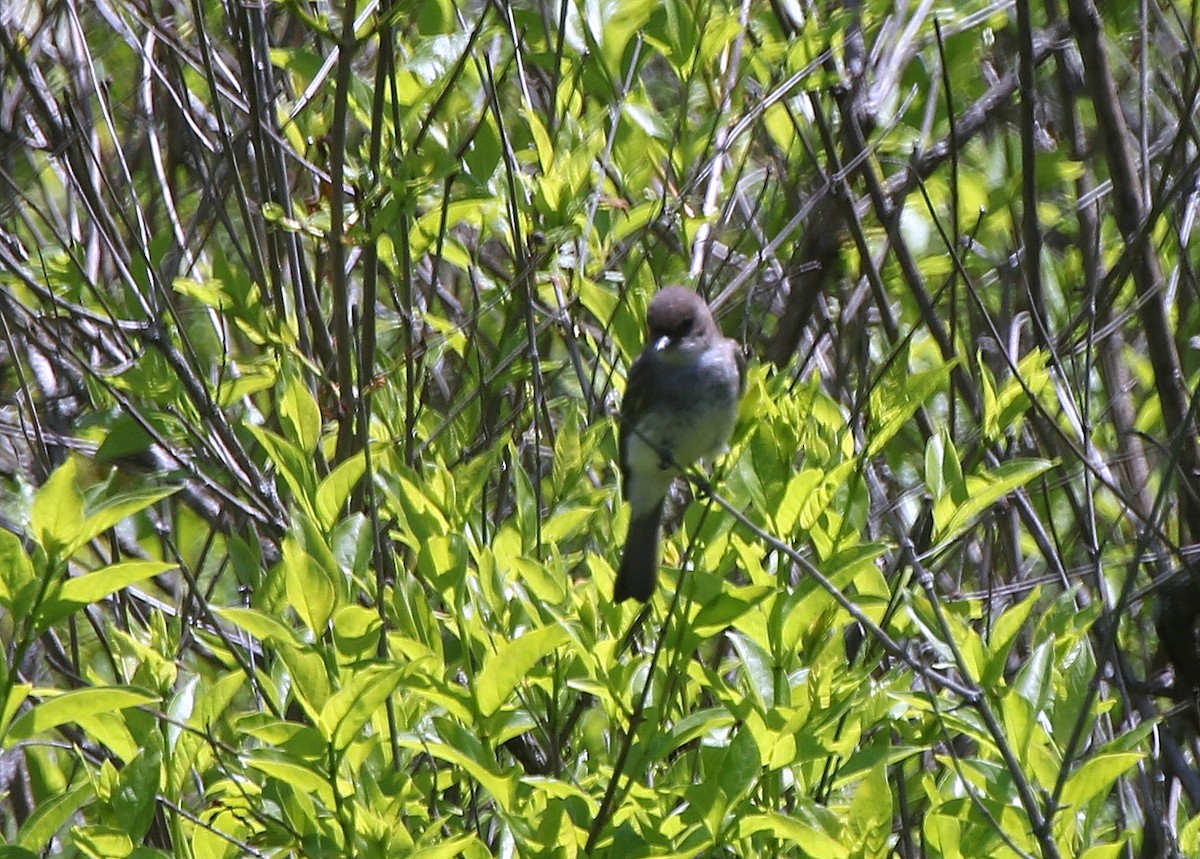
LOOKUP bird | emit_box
[614,286,746,602]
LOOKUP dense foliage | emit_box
[2,0,1200,856]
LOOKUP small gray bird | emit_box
[615,287,746,602]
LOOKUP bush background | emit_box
[2,0,1199,856]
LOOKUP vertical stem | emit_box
[330,1,360,463]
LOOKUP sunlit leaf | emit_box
[868,362,956,458]
[316,452,367,530]
[284,535,336,634]
[6,688,157,743]
[47,560,174,618]
[1061,753,1143,809]
[72,486,179,557]
[14,784,93,853]
[214,607,301,647]
[475,624,571,717]
[936,459,1054,544]
[279,363,322,454]
[737,811,846,857]
[71,824,134,859]
[32,458,84,558]
[846,753,892,853]
[319,664,406,751]
[0,529,36,617]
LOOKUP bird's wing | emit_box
[618,351,656,483]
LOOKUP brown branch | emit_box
[881,20,1072,213]
[1066,0,1200,542]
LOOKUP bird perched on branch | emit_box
[615,287,745,603]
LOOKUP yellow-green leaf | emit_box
[475,624,570,717]
[284,536,336,634]
[214,607,300,647]
[279,364,322,453]
[319,664,405,751]
[71,824,133,859]
[71,487,179,555]
[32,458,84,558]
[1061,752,1142,809]
[0,529,36,616]
[6,688,157,744]
[316,452,367,530]
[57,560,175,606]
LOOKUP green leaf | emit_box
[166,673,245,795]
[245,753,335,807]
[0,529,36,617]
[283,535,337,634]
[716,727,760,804]
[526,109,554,173]
[846,754,892,853]
[395,738,515,814]
[234,713,325,754]
[578,276,620,325]
[0,684,30,736]
[666,708,738,755]
[37,560,175,629]
[93,413,159,463]
[941,431,967,506]
[475,624,571,717]
[102,743,161,843]
[247,424,318,515]
[411,836,489,859]
[279,643,332,719]
[5,687,157,743]
[541,506,594,543]
[190,808,252,859]
[214,607,300,646]
[869,362,956,458]
[316,451,367,530]
[71,486,179,555]
[992,349,1052,440]
[1061,752,1142,809]
[737,811,845,857]
[727,629,775,711]
[319,664,405,752]
[1078,843,1129,859]
[14,783,93,852]
[979,354,1000,441]
[774,468,823,536]
[1012,636,1055,712]
[981,586,1042,687]
[924,812,961,858]
[330,512,372,580]
[691,592,760,637]
[0,846,40,859]
[924,432,946,499]
[216,361,277,406]
[937,459,1053,544]
[1180,811,1200,857]
[382,467,451,540]
[332,604,384,662]
[279,363,322,453]
[32,458,85,558]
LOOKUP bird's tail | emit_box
[614,498,665,602]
